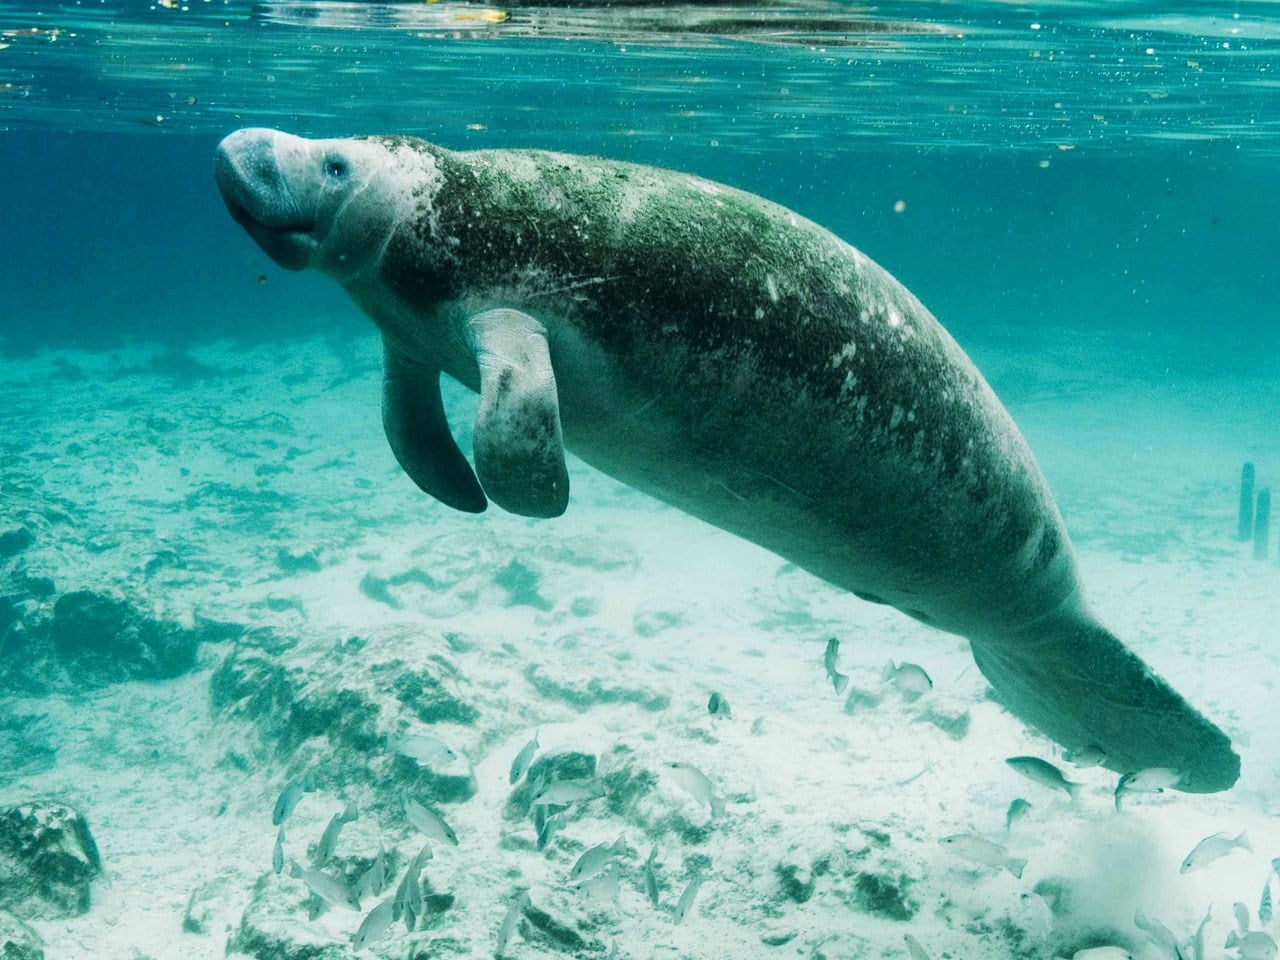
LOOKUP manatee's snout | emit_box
[214,128,318,271]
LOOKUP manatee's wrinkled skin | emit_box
[214,129,1239,793]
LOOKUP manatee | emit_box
[213,128,1239,792]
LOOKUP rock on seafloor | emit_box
[523,658,670,714]
[0,803,102,921]
[520,889,611,956]
[0,587,206,693]
[227,873,353,960]
[0,527,35,559]
[0,910,44,960]
[227,871,457,960]
[211,627,482,804]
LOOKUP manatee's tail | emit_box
[970,615,1239,793]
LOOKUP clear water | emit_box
[1,3,1279,959]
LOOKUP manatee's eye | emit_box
[324,157,348,179]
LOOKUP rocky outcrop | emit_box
[0,802,101,921]
[523,660,669,714]
[211,628,482,805]
[519,890,610,956]
[0,589,207,693]
[0,527,34,559]
[0,910,43,960]
[227,873,352,960]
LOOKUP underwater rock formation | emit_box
[0,527,35,559]
[0,589,204,693]
[523,660,670,714]
[211,627,482,804]
[0,803,101,921]
[520,891,610,956]
[227,873,351,960]
[0,910,44,960]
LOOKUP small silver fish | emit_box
[402,793,459,845]
[674,876,702,925]
[1119,767,1182,791]
[576,866,622,904]
[357,845,387,898]
[391,734,459,767]
[509,730,540,786]
[272,824,285,875]
[1005,798,1032,832]
[823,637,848,694]
[537,810,567,851]
[1134,908,1183,957]
[498,890,531,956]
[644,845,660,907]
[1114,767,1181,810]
[1180,831,1250,874]
[1006,756,1081,800]
[1063,745,1107,769]
[272,775,311,826]
[1225,931,1279,960]
[1261,878,1273,925]
[525,771,548,816]
[352,897,395,951]
[404,855,430,931]
[307,892,326,921]
[314,801,358,865]
[532,778,605,806]
[665,762,727,818]
[570,836,628,883]
[707,692,731,719]
[289,861,361,911]
[392,864,411,923]
[882,660,933,699]
[392,844,432,930]
[904,934,934,960]
[1193,905,1212,960]
[1236,902,1252,935]
[405,842,434,882]
[938,834,1027,878]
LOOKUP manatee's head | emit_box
[214,128,436,281]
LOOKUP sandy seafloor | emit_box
[1,324,1278,960]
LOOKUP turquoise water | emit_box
[2,3,1280,959]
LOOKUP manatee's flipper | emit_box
[971,614,1239,794]
[468,308,570,519]
[382,342,488,513]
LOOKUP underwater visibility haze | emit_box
[2,2,1280,959]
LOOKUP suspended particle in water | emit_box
[893,200,906,214]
